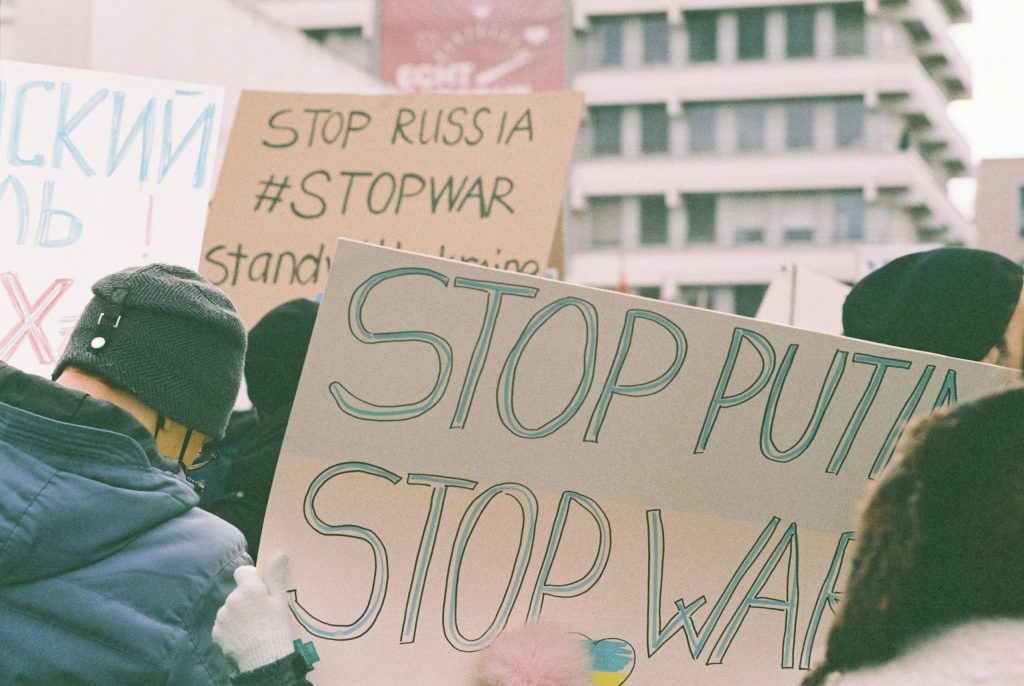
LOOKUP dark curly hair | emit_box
[803,385,1024,685]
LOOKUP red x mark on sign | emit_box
[0,272,74,365]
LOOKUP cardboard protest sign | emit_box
[201,90,582,325]
[0,60,223,377]
[546,209,566,279]
[261,239,1016,684]
[757,265,851,335]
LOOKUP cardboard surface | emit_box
[0,60,222,376]
[201,90,582,325]
[261,239,1016,684]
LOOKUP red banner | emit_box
[379,0,566,93]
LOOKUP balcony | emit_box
[567,243,870,287]
[575,55,970,175]
[573,0,883,27]
[255,0,375,34]
[876,0,971,98]
[569,149,971,241]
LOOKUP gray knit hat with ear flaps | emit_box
[53,264,247,440]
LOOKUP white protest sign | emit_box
[757,265,851,335]
[0,60,223,376]
[261,240,1015,684]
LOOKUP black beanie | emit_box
[53,264,246,439]
[843,247,1023,361]
[245,299,320,418]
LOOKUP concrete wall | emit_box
[976,158,1024,263]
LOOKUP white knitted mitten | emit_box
[212,554,295,673]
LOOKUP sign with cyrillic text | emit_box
[0,60,223,377]
[200,90,582,324]
[261,239,1016,684]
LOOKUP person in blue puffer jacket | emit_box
[0,264,312,685]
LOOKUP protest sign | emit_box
[261,239,1016,684]
[546,209,565,279]
[0,60,223,377]
[200,90,582,325]
[757,265,851,335]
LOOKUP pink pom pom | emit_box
[475,623,592,686]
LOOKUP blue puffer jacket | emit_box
[0,363,251,685]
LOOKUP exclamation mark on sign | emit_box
[143,194,154,258]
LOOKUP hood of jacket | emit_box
[0,362,200,586]
[826,619,1024,686]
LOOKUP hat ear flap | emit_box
[153,412,166,437]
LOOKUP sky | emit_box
[943,0,1024,215]
[949,0,1024,161]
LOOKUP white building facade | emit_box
[567,0,972,314]
[2,0,969,316]
[976,157,1024,265]
[252,0,973,316]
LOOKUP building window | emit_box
[836,98,864,149]
[589,197,622,247]
[633,285,662,299]
[678,286,716,309]
[687,11,718,62]
[640,104,670,154]
[786,6,816,58]
[304,27,370,67]
[687,104,717,153]
[835,190,865,241]
[643,14,671,64]
[785,101,815,150]
[737,104,766,151]
[1019,186,1024,238]
[734,285,768,317]
[640,195,669,244]
[685,194,717,243]
[594,17,624,66]
[737,9,766,60]
[735,228,765,244]
[834,3,866,57]
[591,106,622,155]
[784,228,816,243]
